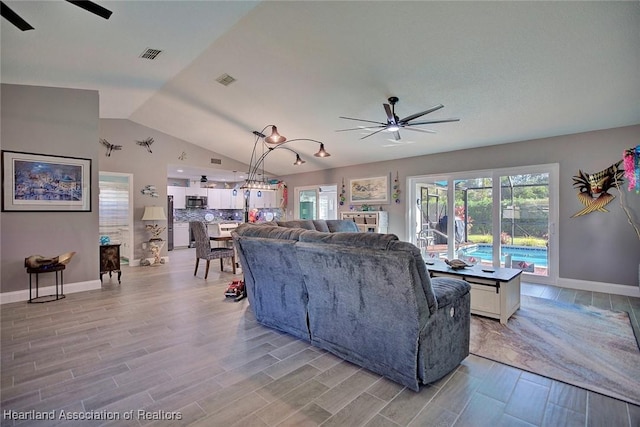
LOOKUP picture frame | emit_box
[1,150,91,212]
[349,175,389,204]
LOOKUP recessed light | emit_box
[177,169,184,173]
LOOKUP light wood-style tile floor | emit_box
[2,248,639,427]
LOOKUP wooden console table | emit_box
[427,261,522,325]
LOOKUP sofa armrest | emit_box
[417,279,470,385]
[431,277,471,308]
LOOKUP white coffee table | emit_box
[427,260,522,325]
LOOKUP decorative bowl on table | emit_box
[445,259,471,270]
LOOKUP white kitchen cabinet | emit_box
[249,190,276,209]
[209,189,236,209]
[185,186,207,197]
[262,190,276,208]
[230,190,245,209]
[207,189,221,209]
[168,186,186,209]
[173,223,190,248]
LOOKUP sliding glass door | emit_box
[409,164,558,284]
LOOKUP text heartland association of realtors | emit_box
[3,409,182,421]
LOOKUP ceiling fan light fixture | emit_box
[387,124,400,132]
[264,126,286,144]
[314,143,331,158]
[200,175,208,183]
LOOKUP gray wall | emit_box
[99,119,250,261]
[1,84,100,293]
[279,125,640,288]
[2,83,638,292]
[0,84,249,295]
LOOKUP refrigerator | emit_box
[167,195,174,251]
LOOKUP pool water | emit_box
[461,244,548,268]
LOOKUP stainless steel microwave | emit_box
[186,196,207,209]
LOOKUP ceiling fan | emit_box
[337,96,459,141]
[1,0,112,32]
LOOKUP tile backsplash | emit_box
[174,208,282,223]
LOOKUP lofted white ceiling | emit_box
[2,1,639,181]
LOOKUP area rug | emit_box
[470,295,640,406]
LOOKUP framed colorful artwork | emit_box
[2,150,91,212]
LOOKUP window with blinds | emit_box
[99,173,131,264]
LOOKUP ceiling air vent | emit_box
[210,158,222,165]
[215,73,236,86]
[139,48,162,60]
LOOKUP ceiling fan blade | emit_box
[1,1,34,31]
[339,116,387,126]
[65,0,112,20]
[403,127,437,134]
[383,103,397,124]
[336,125,385,132]
[399,104,444,123]
[360,128,387,140]
[407,118,460,126]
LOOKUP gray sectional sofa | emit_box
[232,221,471,391]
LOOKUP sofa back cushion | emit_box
[299,230,398,248]
[235,223,306,240]
[276,220,316,230]
[325,219,359,233]
[312,220,330,232]
[232,230,310,340]
[295,240,430,388]
[387,241,438,314]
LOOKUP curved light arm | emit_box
[246,136,330,183]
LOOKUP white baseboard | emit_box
[0,279,102,305]
[557,277,640,298]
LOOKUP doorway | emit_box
[294,184,338,220]
[99,172,134,264]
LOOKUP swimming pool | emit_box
[461,244,548,268]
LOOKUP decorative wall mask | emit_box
[571,160,624,217]
[99,138,122,157]
[136,137,154,153]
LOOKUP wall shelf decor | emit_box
[393,171,401,203]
